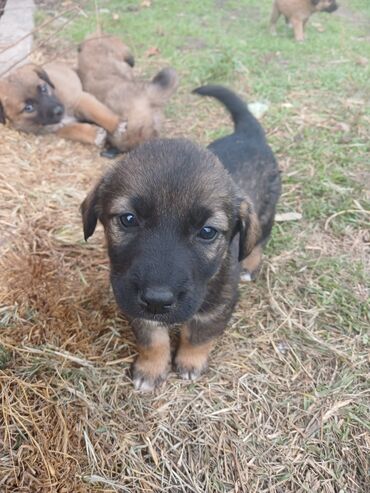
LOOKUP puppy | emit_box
[77,33,178,153]
[0,62,126,147]
[81,86,281,391]
[270,0,339,41]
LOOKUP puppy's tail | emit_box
[192,85,263,137]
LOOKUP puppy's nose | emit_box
[139,287,175,314]
[53,105,64,117]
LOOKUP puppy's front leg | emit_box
[131,321,171,392]
[56,122,106,147]
[291,17,305,42]
[175,326,214,381]
[75,92,120,134]
[270,1,281,35]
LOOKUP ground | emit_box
[0,0,369,492]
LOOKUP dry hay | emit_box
[0,34,369,493]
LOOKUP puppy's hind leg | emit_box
[270,1,281,35]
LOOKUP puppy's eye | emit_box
[119,213,139,228]
[197,226,218,241]
[40,84,48,93]
[24,103,35,113]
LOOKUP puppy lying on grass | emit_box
[77,33,178,155]
[0,62,126,147]
[81,86,281,391]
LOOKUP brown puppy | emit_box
[0,62,127,147]
[270,0,339,41]
[78,33,178,152]
[81,87,280,392]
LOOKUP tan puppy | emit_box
[0,62,126,147]
[78,33,178,152]
[270,0,339,42]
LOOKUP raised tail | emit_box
[192,85,264,137]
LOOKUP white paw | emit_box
[95,127,107,147]
[240,271,252,282]
[178,367,202,381]
[133,376,156,393]
[114,121,128,137]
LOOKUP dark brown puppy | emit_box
[81,87,280,392]
[0,62,126,147]
[78,33,178,152]
[270,0,339,42]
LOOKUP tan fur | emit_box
[0,62,124,146]
[240,198,261,258]
[78,33,178,151]
[270,0,338,41]
[133,325,170,391]
[175,326,214,379]
[242,244,262,276]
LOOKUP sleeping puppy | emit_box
[270,0,339,41]
[77,33,178,154]
[0,62,127,147]
[81,86,281,391]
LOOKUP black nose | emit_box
[139,287,175,314]
[53,105,64,117]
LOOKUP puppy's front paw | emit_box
[132,357,169,392]
[95,127,107,147]
[113,120,128,137]
[174,343,210,381]
[175,360,208,381]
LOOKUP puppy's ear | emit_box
[147,67,178,106]
[35,67,55,89]
[81,182,102,241]
[311,0,320,5]
[234,197,261,262]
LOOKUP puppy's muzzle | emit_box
[138,286,175,315]
[324,2,338,13]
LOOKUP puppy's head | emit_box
[311,0,339,13]
[0,64,64,132]
[81,139,259,324]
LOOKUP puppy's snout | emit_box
[325,1,338,12]
[139,287,175,314]
[53,104,64,117]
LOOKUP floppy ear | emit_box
[235,197,261,262]
[147,67,178,106]
[80,182,102,241]
[311,0,320,5]
[35,67,55,89]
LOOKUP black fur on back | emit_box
[193,84,281,245]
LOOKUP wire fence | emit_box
[0,0,94,77]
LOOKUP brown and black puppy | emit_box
[81,86,280,392]
[78,33,178,154]
[270,0,339,42]
[0,62,126,147]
